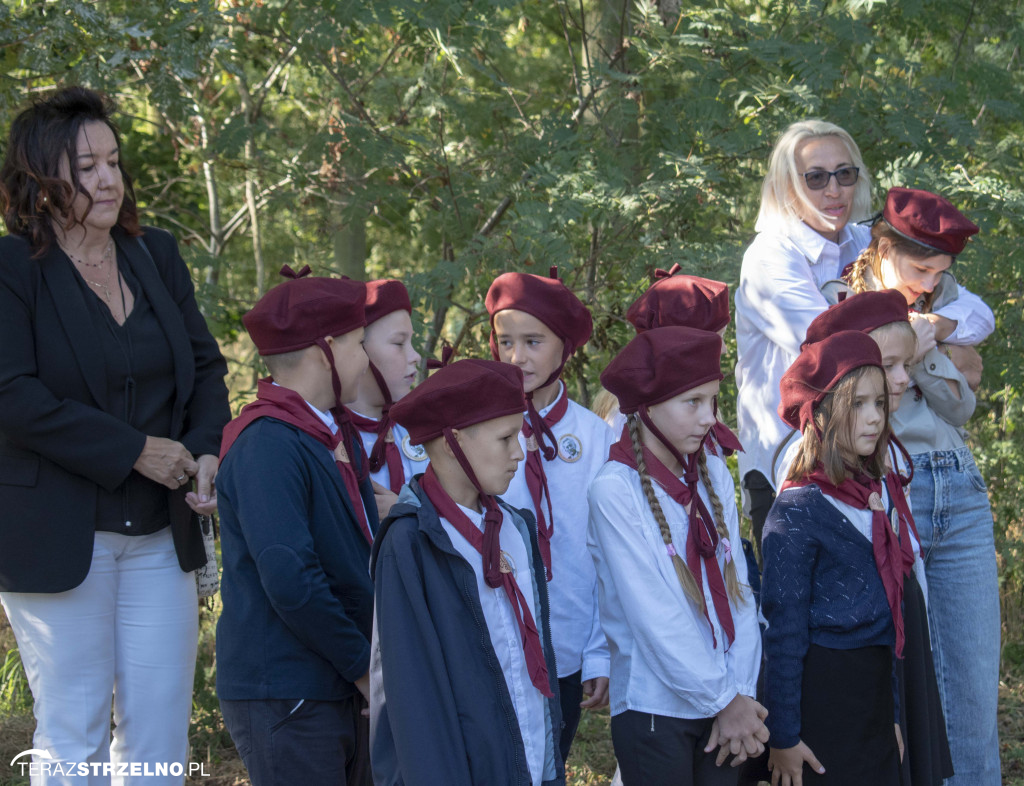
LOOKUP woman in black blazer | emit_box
[0,87,230,781]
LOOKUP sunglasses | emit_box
[800,166,860,190]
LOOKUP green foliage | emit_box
[0,0,1021,633]
[0,646,30,715]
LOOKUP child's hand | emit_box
[767,741,825,786]
[355,670,371,718]
[372,481,399,520]
[580,677,609,710]
[705,693,770,766]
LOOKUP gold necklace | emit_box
[65,239,117,303]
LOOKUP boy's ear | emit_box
[442,429,461,460]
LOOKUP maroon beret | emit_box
[243,266,367,356]
[779,330,883,431]
[365,279,412,325]
[390,359,526,445]
[626,265,731,334]
[600,326,723,414]
[802,289,908,348]
[485,268,593,360]
[883,187,979,256]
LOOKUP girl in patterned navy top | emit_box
[762,330,914,786]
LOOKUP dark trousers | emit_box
[220,695,371,786]
[611,711,739,786]
[743,470,776,566]
[558,670,584,764]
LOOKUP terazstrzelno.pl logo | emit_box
[10,749,210,778]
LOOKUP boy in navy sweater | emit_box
[216,266,377,786]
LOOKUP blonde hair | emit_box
[591,388,621,426]
[847,222,946,312]
[869,320,917,353]
[786,366,891,485]
[755,119,872,234]
[627,414,744,607]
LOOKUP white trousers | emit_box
[1,527,198,786]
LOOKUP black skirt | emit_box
[897,570,954,785]
[799,644,901,785]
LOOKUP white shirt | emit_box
[736,219,991,493]
[503,386,614,681]
[587,453,761,719]
[735,220,872,492]
[350,412,429,491]
[441,504,554,786]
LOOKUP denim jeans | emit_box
[910,446,1001,786]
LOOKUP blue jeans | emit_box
[910,447,1001,786]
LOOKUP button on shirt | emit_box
[503,386,614,682]
[441,504,548,786]
[735,220,872,491]
[587,453,761,719]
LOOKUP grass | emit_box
[3,601,1024,786]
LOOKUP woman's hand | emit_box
[185,454,220,515]
[133,436,197,490]
[768,741,825,786]
[705,693,770,766]
[945,343,983,390]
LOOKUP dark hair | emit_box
[0,86,141,256]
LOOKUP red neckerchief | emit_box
[704,420,743,458]
[521,384,569,581]
[348,406,405,494]
[782,465,915,657]
[220,378,373,544]
[608,417,735,650]
[420,466,553,698]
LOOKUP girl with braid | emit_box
[588,326,765,786]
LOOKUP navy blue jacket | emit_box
[761,484,897,748]
[215,417,378,701]
[369,478,565,786]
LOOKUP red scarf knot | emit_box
[420,467,553,697]
[522,385,569,581]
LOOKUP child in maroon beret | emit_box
[589,326,766,786]
[485,268,613,763]
[614,264,743,459]
[799,291,956,786]
[833,188,1001,786]
[369,358,564,786]
[763,331,913,786]
[215,265,376,786]
[347,279,424,515]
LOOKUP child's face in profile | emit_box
[645,379,720,457]
[871,325,915,411]
[493,309,565,395]
[454,412,525,496]
[844,367,886,460]
[363,309,421,402]
[328,327,369,405]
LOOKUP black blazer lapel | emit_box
[114,232,194,439]
[38,249,108,407]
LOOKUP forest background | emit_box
[0,0,1022,783]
